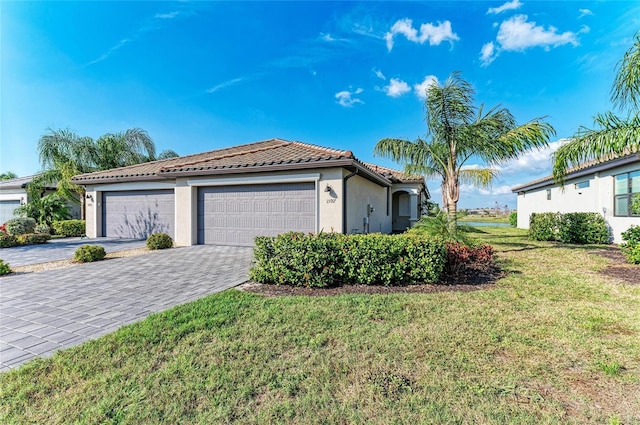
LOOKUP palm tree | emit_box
[553,33,640,180]
[30,128,179,218]
[374,72,555,228]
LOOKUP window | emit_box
[546,189,551,200]
[575,181,590,189]
[614,170,640,216]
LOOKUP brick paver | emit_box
[0,245,253,371]
[0,237,147,267]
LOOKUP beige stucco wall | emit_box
[81,167,403,245]
[345,172,392,234]
[516,161,640,243]
[174,180,197,246]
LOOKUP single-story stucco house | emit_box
[71,139,429,246]
[0,175,81,224]
[512,150,639,243]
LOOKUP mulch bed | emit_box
[591,246,640,285]
[238,268,503,297]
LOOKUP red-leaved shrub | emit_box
[445,242,496,280]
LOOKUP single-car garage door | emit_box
[198,183,315,246]
[102,190,175,239]
[0,200,21,225]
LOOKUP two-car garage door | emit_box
[197,183,316,246]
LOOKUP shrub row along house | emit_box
[70,139,429,246]
[512,148,639,243]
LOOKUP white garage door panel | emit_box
[102,190,175,239]
[198,183,316,246]
[0,200,21,225]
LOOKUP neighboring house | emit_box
[512,151,640,243]
[0,175,81,224]
[71,139,429,246]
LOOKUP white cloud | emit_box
[496,15,579,51]
[155,11,180,19]
[384,78,410,97]
[206,77,245,93]
[487,0,523,15]
[478,185,513,196]
[578,8,594,18]
[479,15,580,65]
[385,18,459,51]
[495,139,566,175]
[373,69,386,80]
[336,88,364,107]
[413,75,438,99]
[480,42,497,66]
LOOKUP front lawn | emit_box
[1,228,639,424]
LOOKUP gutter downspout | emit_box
[342,169,358,234]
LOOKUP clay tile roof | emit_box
[71,139,355,183]
[361,162,424,184]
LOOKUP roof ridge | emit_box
[289,141,353,158]
[160,139,290,171]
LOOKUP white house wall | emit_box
[516,161,640,243]
[345,171,392,234]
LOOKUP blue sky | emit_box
[1,1,638,209]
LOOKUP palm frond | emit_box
[612,32,640,111]
[458,168,498,188]
[553,111,640,182]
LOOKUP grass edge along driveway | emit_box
[1,227,639,424]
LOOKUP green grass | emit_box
[458,215,510,223]
[1,228,639,424]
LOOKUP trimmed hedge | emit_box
[529,213,560,241]
[146,233,173,250]
[529,212,610,244]
[250,232,447,287]
[5,217,36,235]
[16,233,51,245]
[52,220,86,237]
[557,213,609,244]
[0,234,18,248]
[509,212,517,227]
[0,233,50,248]
[74,245,106,263]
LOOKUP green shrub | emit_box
[408,212,471,244]
[0,259,10,276]
[52,220,86,237]
[146,232,174,250]
[509,211,517,227]
[621,225,640,264]
[0,234,18,248]
[557,213,610,244]
[74,245,106,263]
[14,194,71,227]
[530,212,610,244]
[5,217,37,235]
[250,232,446,287]
[16,233,51,245]
[621,225,640,245]
[35,224,51,234]
[529,213,559,241]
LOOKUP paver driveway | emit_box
[0,245,254,371]
[0,237,147,267]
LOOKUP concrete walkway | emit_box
[0,237,147,267]
[0,245,254,371]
